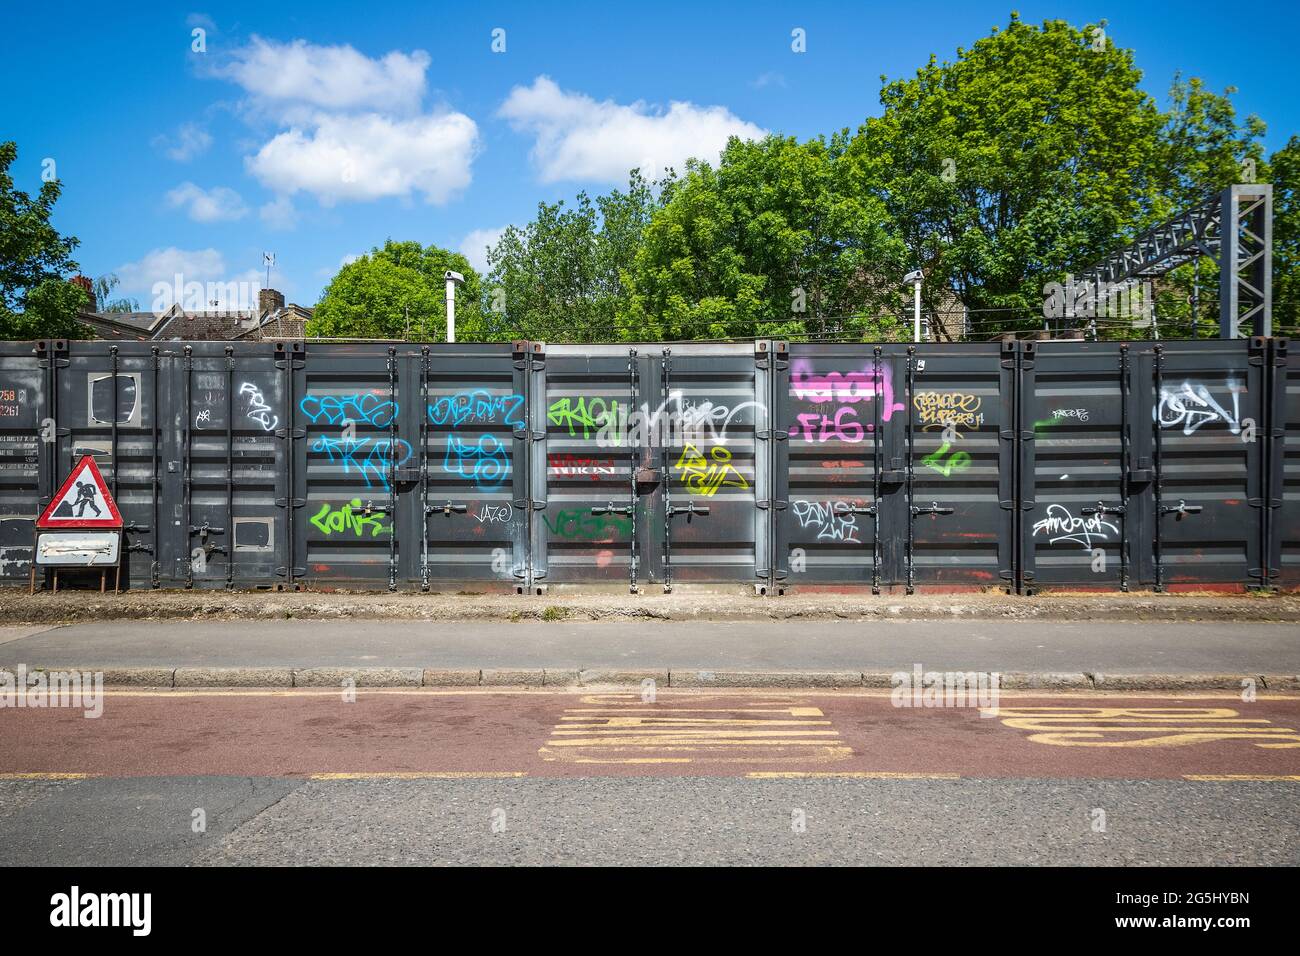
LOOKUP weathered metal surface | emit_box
[0,337,1288,592]
[777,342,1014,592]
[1020,338,1268,591]
[529,342,768,592]
[1270,338,1297,589]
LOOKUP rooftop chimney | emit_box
[259,287,285,317]
[70,275,94,307]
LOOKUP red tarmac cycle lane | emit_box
[1,690,1299,780]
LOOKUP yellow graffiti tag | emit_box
[983,706,1300,748]
[674,443,748,497]
[539,695,852,765]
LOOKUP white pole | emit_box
[445,276,456,344]
[913,280,922,342]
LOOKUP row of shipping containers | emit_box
[0,336,1294,593]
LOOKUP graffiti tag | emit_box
[1032,504,1118,549]
[310,499,390,537]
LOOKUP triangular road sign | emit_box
[36,455,123,529]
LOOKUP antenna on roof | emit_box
[262,252,276,290]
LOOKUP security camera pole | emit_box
[903,269,924,342]
[444,271,464,344]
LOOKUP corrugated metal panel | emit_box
[1,336,1286,593]
[1270,338,1297,589]
[1020,338,1267,591]
[530,342,767,591]
[0,341,44,581]
[777,342,1014,591]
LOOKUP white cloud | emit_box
[458,227,507,274]
[153,122,212,162]
[259,194,298,230]
[116,249,287,311]
[166,182,249,222]
[498,76,766,184]
[245,111,478,205]
[116,247,227,294]
[219,36,429,115]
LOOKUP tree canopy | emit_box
[309,240,481,340]
[304,15,1290,342]
[0,141,88,338]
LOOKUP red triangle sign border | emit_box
[36,455,124,529]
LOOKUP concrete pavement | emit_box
[0,619,1296,689]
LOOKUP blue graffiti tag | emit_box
[428,390,524,428]
[444,434,508,490]
[300,393,399,428]
[313,434,413,489]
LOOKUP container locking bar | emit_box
[1083,501,1129,591]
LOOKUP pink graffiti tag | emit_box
[790,361,905,443]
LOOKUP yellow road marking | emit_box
[0,772,95,780]
[1183,774,1300,781]
[988,706,1300,749]
[747,771,961,779]
[541,699,854,765]
[308,772,527,780]
[44,688,1300,700]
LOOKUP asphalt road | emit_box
[4,775,1295,866]
[2,619,1297,673]
[2,688,1297,865]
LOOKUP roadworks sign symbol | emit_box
[36,455,122,529]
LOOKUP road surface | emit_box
[2,687,1297,865]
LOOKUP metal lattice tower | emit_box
[1072,183,1272,338]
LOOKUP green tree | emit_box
[480,171,658,342]
[621,135,906,341]
[309,240,481,340]
[92,273,139,313]
[853,15,1164,338]
[0,141,88,338]
[1271,135,1300,332]
[1142,77,1269,338]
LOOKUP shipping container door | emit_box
[0,341,45,583]
[298,345,407,588]
[1019,341,1131,591]
[1137,339,1268,589]
[421,343,528,591]
[781,344,894,589]
[905,342,1016,590]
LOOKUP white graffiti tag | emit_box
[1032,504,1118,549]
[473,503,514,524]
[1155,381,1241,436]
[240,382,279,432]
[792,499,864,543]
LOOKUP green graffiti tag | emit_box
[311,499,391,537]
[543,509,631,541]
[548,396,619,439]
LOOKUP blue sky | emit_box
[2,0,1296,310]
